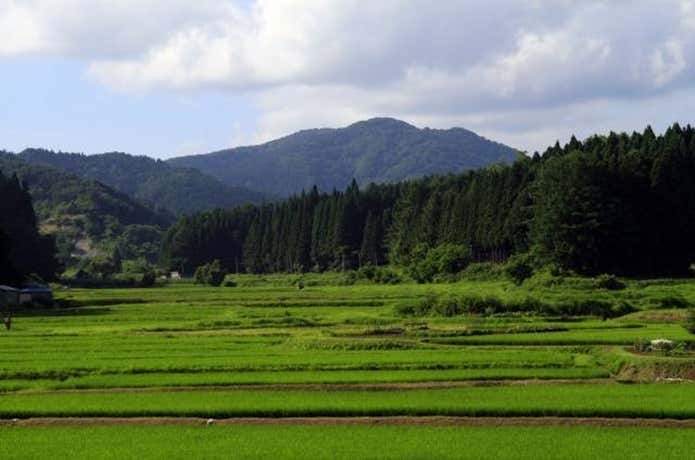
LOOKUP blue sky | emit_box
[2,1,695,159]
[0,56,258,157]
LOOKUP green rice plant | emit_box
[2,426,695,460]
[1,384,695,419]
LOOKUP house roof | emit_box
[0,285,19,292]
[20,283,52,294]
[21,288,52,294]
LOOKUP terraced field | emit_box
[1,276,694,458]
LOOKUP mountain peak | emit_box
[169,118,519,197]
[347,117,418,131]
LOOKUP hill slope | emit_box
[0,153,172,265]
[19,149,266,215]
[169,118,521,197]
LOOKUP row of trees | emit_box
[160,180,400,274]
[0,171,60,283]
[160,124,695,277]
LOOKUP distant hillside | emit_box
[19,149,266,215]
[169,118,521,197]
[0,153,172,265]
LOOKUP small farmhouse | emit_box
[0,285,19,309]
[18,284,53,307]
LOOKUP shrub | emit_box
[595,274,626,291]
[504,253,534,285]
[358,265,377,281]
[340,271,358,286]
[458,295,504,315]
[460,262,503,281]
[139,268,156,288]
[194,260,227,287]
[433,294,463,317]
[408,243,471,283]
[373,267,402,285]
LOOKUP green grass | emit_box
[1,280,693,392]
[4,279,695,457]
[2,425,694,460]
[428,324,693,345]
[2,384,695,419]
[0,367,607,392]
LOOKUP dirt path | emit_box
[2,416,695,428]
[11,378,615,395]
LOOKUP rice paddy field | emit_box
[1,274,695,458]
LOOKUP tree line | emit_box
[158,123,695,277]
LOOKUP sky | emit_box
[2,0,695,159]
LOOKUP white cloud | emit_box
[2,0,695,152]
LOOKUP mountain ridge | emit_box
[18,149,267,215]
[0,152,172,265]
[169,117,521,197]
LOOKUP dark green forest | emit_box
[161,124,695,277]
[0,170,60,283]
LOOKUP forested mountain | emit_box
[19,149,266,215]
[0,169,60,283]
[168,118,520,197]
[0,153,172,266]
[161,124,695,277]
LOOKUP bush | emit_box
[460,262,504,281]
[595,274,626,291]
[412,292,440,316]
[504,253,534,285]
[433,294,464,317]
[340,271,358,286]
[458,295,504,315]
[194,260,227,287]
[358,265,377,281]
[139,267,156,288]
[373,267,402,285]
[407,244,471,283]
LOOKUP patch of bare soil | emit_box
[3,416,695,428]
[617,362,695,382]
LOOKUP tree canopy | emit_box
[160,123,695,278]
